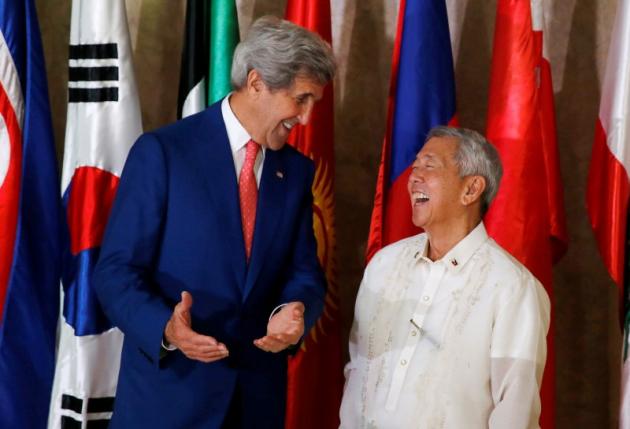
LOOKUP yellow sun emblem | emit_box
[302,155,340,350]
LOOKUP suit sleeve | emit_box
[278,159,326,332]
[93,133,172,366]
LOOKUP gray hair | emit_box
[231,16,336,90]
[426,126,503,213]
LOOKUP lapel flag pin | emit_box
[276,171,284,179]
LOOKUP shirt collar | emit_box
[419,222,489,271]
[221,94,252,153]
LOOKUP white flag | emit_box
[48,1,142,427]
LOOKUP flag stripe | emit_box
[588,121,630,296]
[366,0,456,261]
[208,0,239,104]
[0,1,62,427]
[177,0,208,118]
[60,416,81,429]
[388,0,456,183]
[61,395,83,414]
[68,66,119,82]
[68,87,119,103]
[69,43,118,59]
[87,397,115,413]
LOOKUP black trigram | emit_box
[59,393,115,428]
[68,43,119,103]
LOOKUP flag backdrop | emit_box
[47,1,142,427]
[585,0,630,426]
[484,1,568,427]
[0,0,62,427]
[284,2,344,428]
[178,0,238,118]
[366,0,457,262]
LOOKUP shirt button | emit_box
[401,359,407,366]
[411,330,417,336]
[422,296,430,302]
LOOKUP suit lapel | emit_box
[243,148,286,300]
[195,104,247,292]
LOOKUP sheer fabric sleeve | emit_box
[488,273,550,429]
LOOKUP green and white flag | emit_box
[178,0,239,118]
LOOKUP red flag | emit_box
[585,0,630,425]
[284,2,344,428]
[366,0,457,261]
[485,1,568,427]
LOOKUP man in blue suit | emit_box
[93,16,335,428]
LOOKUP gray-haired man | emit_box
[339,127,550,428]
[94,16,335,428]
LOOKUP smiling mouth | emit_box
[412,191,430,204]
[282,120,296,131]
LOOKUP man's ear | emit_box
[246,69,265,96]
[461,175,486,206]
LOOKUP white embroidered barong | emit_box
[339,223,549,429]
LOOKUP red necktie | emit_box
[239,140,260,261]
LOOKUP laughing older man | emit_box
[339,126,550,429]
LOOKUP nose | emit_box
[408,163,424,184]
[297,101,315,125]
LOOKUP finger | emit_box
[187,350,229,363]
[182,343,227,356]
[182,344,229,359]
[177,291,193,312]
[255,335,288,351]
[253,338,277,352]
[184,332,220,348]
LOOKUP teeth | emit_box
[412,192,429,203]
[282,120,295,130]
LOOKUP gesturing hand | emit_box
[253,302,305,353]
[164,291,229,363]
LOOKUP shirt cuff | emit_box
[161,335,177,351]
[269,303,288,321]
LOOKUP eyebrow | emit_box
[417,153,437,161]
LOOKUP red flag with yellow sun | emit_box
[284,1,344,428]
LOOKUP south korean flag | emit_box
[48,1,142,428]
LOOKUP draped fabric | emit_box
[284,1,344,427]
[366,0,456,262]
[485,1,568,426]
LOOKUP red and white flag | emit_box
[485,1,568,427]
[586,1,630,427]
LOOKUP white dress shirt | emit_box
[339,222,550,429]
[221,95,265,185]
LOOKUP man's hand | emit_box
[254,302,305,353]
[164,291,229,363]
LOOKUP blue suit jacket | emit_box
[93,101,326,428]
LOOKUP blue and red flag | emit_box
[0,0,63,427]
[366,0,456,260]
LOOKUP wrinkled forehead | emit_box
[417,136,459,160]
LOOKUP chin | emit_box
[268,140,286,151]
[411,215,425,228]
